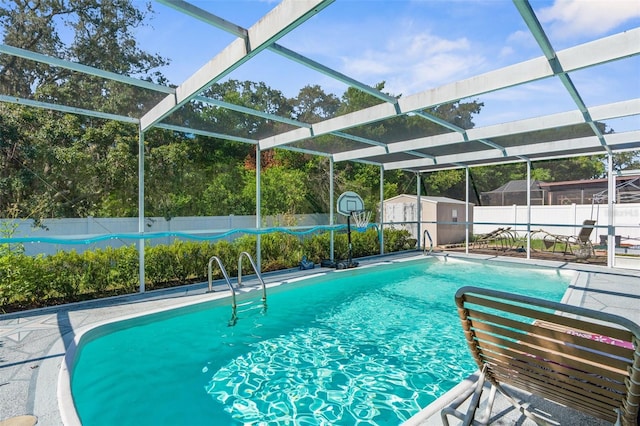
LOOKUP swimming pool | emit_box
[66,257,573,425]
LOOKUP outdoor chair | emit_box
[442,286,640,426]
[472,227,516,250]
[540,219,596,259]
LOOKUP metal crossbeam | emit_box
[140,0,334,131]
[513,0,611,154]
[0,94,139,124]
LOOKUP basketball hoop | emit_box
[351,210,371,229]
[332,191,369,269]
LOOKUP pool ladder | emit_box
[207,252,267,326]
[423,229,433,255]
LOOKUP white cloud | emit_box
[499,46,515,58]
[537,0,640,39]
[506,30,534,45]
[339,30,482,96]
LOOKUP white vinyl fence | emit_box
[1,214,330,256]
[3,204,639,257]
[472,203,640,245]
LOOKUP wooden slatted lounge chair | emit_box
[442,286,640,426]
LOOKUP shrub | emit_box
[48,250,83,300]
[82,249,112,294]
[301,232,331,263]
[0,254,34,306]
[0,228,414,312]
[261,233,303,272]
[145,244,175,286]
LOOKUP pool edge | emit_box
[52,254,432,425]
[28,252,639,425]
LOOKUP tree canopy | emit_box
[0,0,636,219]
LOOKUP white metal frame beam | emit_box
[0,94,140,123]
[0,1,637,177]
[259,28,640,152]
[157,0,248,38]
[160,1,398,107]
[140,0,334,131]
[193,95,312,129]
[383,130,640,171]
[513,0,611,154]
[333,98,640,163]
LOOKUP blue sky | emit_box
[136,0,640,131]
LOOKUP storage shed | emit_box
[382,194,473,246]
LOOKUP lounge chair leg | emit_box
[493,383,555,426]
[441,365,496,426]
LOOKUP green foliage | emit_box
[0,254,37,306]
[47,251,83,300]
[0,0,168,105]
[0,228,414,312]
[0,1,631,221]
[260,233,303,271]
[532,157,605,182]
[301,232,331,263]
[382,228,416,252]
[0,220,23,256]
[243,166,312,215]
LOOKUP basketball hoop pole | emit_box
[347,211,353,266]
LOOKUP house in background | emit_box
[481,175,640,206]
[382,195,473,246]
[480,180,546,206]
[540,175,640,205]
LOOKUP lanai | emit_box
[0,0,638,291]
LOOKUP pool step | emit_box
[236,299,267,314]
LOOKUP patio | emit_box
[1,251,639,425]
[1,0,639,424]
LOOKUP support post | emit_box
[526,159,531,259]
[330,157,335,261]
[137,126,145,293]
[607,154,615,268]
[256,147,262,271]
[379,166,384,255]
[416,172,422,250]
[465,167,470,254]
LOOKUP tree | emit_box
[0,105,32,217]
[201,80,294,140]
[0,0,170,218]
[292,84,340,124]
[243,165,311,216]
[0,0,168,113]
[613,152,640,172]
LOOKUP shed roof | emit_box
[384,194,471,205]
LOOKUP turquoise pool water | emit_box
[70,258,572,425]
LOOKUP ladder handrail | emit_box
[208,255,237,326]
[208,255,235,299]
[423,229,433,255]
[238,251,267,303]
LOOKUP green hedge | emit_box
[0,228,415,311]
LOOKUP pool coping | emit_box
[2,251,639,425]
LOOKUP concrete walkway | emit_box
[0,252,638,425]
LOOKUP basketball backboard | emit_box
[337,191,364,216]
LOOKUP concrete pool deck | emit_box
[0,251,638,425]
